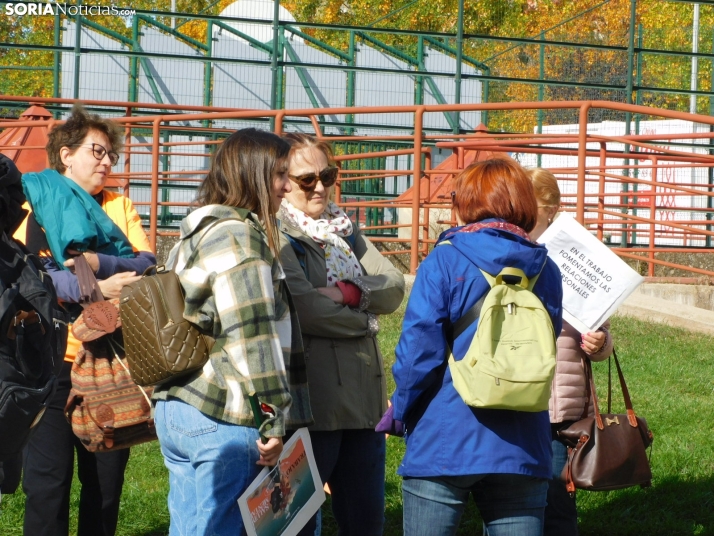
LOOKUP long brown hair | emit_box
[196,128,289,255]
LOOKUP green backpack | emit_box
[447,265,557,412]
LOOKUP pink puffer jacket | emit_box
[549,320,613,423]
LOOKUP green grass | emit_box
[2,311,714,535]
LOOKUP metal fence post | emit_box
[621,0,637,247]
[204,20,213,110]
[537,31,545,167]
[576,104,590,224]
[346,31,356,135]
[129,17,139,102]
[453,0,464,134]
[705,29,714,248]
[269,0,280,130]
[410,108,424,274]
[53,13,60,98]
[73,3,82,99]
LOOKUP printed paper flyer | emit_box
[238,428,325,536]
[539,213,644,333]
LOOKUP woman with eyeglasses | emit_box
[277,133,405,536]
[17,104,155,536]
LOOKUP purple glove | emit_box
[374,405,404,437]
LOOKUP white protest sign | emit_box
[539,213,644,333]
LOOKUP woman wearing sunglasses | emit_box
[17,104,155,536]
[277,133,405,536]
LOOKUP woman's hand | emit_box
[64,251,100,273]
[316,286,344,304]
[581,331,606,354]
[256,437,283,467]
[97,271,141,299]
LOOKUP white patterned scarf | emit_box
[280,200,363,286]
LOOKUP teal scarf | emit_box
[22,169,135,268]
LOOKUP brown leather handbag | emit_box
[119,266,214,387]
[64,255,156,452]
[117,219,237,387]
[559,349,654,494]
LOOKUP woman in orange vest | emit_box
[19,104,155,536]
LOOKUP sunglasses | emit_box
[73,143,120,167]
[289,166,339,192]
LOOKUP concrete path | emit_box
[617,287,714,336]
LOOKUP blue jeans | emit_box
[154,399,261,536]
[296,429,386,536]
[402,474,548,536]
[544,437,578,536]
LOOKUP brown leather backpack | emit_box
[118,219,237,387]
[119,267,214,387]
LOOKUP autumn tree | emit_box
[0,0,711,132]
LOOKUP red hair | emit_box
[453,158,538,232]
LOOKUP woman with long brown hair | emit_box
[153,128,312,535]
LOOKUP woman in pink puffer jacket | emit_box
[529,168,614,536]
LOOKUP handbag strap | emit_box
[612,348,639,427]
[74,254,105,305]
[580,347,639,430]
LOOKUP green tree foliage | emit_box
[0,0,711,132]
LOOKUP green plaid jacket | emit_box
[153,205,312,437]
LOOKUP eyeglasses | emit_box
[73,143,120,167]
[289,166,339,192]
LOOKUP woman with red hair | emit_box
[392,158,563,536]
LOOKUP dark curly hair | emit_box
[46,104,123,174]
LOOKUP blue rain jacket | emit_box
[392,220,563,479]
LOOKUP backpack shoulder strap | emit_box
[437,240,485,343]
[449,294,486,343]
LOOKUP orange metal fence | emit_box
[2,96,714,279]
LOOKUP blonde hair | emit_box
[528,168,561,209]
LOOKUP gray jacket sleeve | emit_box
[348,226,405,315]
[278,226,405,338]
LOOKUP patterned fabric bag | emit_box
[64,334,155,452]
[63,255,156,452]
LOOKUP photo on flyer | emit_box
[238,428,325,536]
